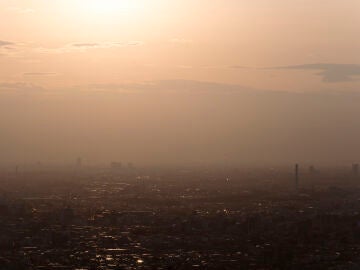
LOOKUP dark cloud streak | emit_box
[0,40,14,47]
[266,63,360,82]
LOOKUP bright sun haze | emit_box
[77,0,144,15]
[0,0,359,165]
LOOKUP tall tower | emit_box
[295,164,299,190]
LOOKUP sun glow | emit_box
[74,0,145,18]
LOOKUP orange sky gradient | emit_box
[1,0,360,166]
[0,0,359,91]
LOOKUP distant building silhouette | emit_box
[77,157,82,167]
[352,164,359,176]
[309,165,317,174]
[111,162,122,169]
[128,162,134,169]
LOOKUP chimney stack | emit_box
[295,164,299,190]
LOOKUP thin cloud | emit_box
[85,80,255,93]
[201,65,232,69]
[266,63,360,82]
[72,43,100,48]
[0,40,15,47]
[127,41,143,46]
[0,41,34,58]
[37,41,143,54]
[0,40,20,57]
[0,82,45,93]
[23,72,57,76]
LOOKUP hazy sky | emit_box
[1,0,359,90]
[1,1,360,165]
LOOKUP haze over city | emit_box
[1,2,360,269]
